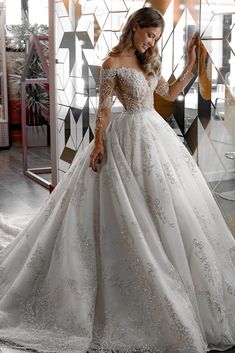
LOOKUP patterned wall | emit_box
[198,1,235,185]
[55,0,235,180]
[55,0,147,177]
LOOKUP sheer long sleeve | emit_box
[94,68,117,146]
[155,68,194,102]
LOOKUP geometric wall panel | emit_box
[55,0,201,178]
[55,0,133,177]
[55,0,235,184]
[197,0,235,185]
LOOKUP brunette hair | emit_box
[109,7,165,76]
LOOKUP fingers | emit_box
[89,154,97,172]
[89,156,97,172]
[89,152,104,172]
[188,37,197,53]
[187,39,195,54]
[97,154,103,164]
[188,35,198,50]
[189,38,196,50]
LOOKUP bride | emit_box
[0,7,235,353]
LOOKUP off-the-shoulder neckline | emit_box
[100,67,157,86]
[101,66,147,75]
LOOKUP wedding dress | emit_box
[0,67,235,353]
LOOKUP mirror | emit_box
[5,0,51,189]
[198,0,235,232]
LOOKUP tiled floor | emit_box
[0,144,235,353]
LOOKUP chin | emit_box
[139,47,146,53]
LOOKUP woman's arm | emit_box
[89,58,117,172]
[155,36,197,102]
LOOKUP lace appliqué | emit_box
[99,67,158,113]
[179,69,190,82]
[155,76,170,97]
[96,69,117,118]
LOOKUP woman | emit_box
[0,7,235,353]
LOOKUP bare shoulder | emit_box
[101,56,120,69]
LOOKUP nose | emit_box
[148,38,155,47]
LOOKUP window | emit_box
[5,0,21,25]
[28,0,48,25]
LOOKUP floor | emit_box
[1,347,235,353]
[0,144,50,217]
[0,144,235,353]
[210,179,235,221]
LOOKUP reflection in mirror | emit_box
[197,57,235,232]
[202,37,234,98]
[5,0,51,188]
[201,6,235,98]
[151,0,235,232]
[206,0,235,14]
[173,9,186,70]
[173,8,197,136]
[198,2,235,232]
[26,80,51,183]
[161,0,174,49]
[22,32,51,188]
[184,78,198,134]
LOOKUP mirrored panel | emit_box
[5,0,52,188]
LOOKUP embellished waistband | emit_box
[110,109,157,123]
[122,109,156,114]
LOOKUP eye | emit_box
[147,33,157,43]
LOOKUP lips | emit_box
[142,43,149,51]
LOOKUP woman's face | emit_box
[133,25,162,53]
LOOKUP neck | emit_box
[121,47,136,57]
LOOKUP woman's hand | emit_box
[89,143,105,172]
[198,37,208,70]
[187,35,197,69]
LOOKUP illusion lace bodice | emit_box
[97,67,170,116]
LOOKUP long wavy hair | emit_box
[109,7,165,77]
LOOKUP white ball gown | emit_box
[0,67,235,353]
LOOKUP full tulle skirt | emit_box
[0,110,235,353]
